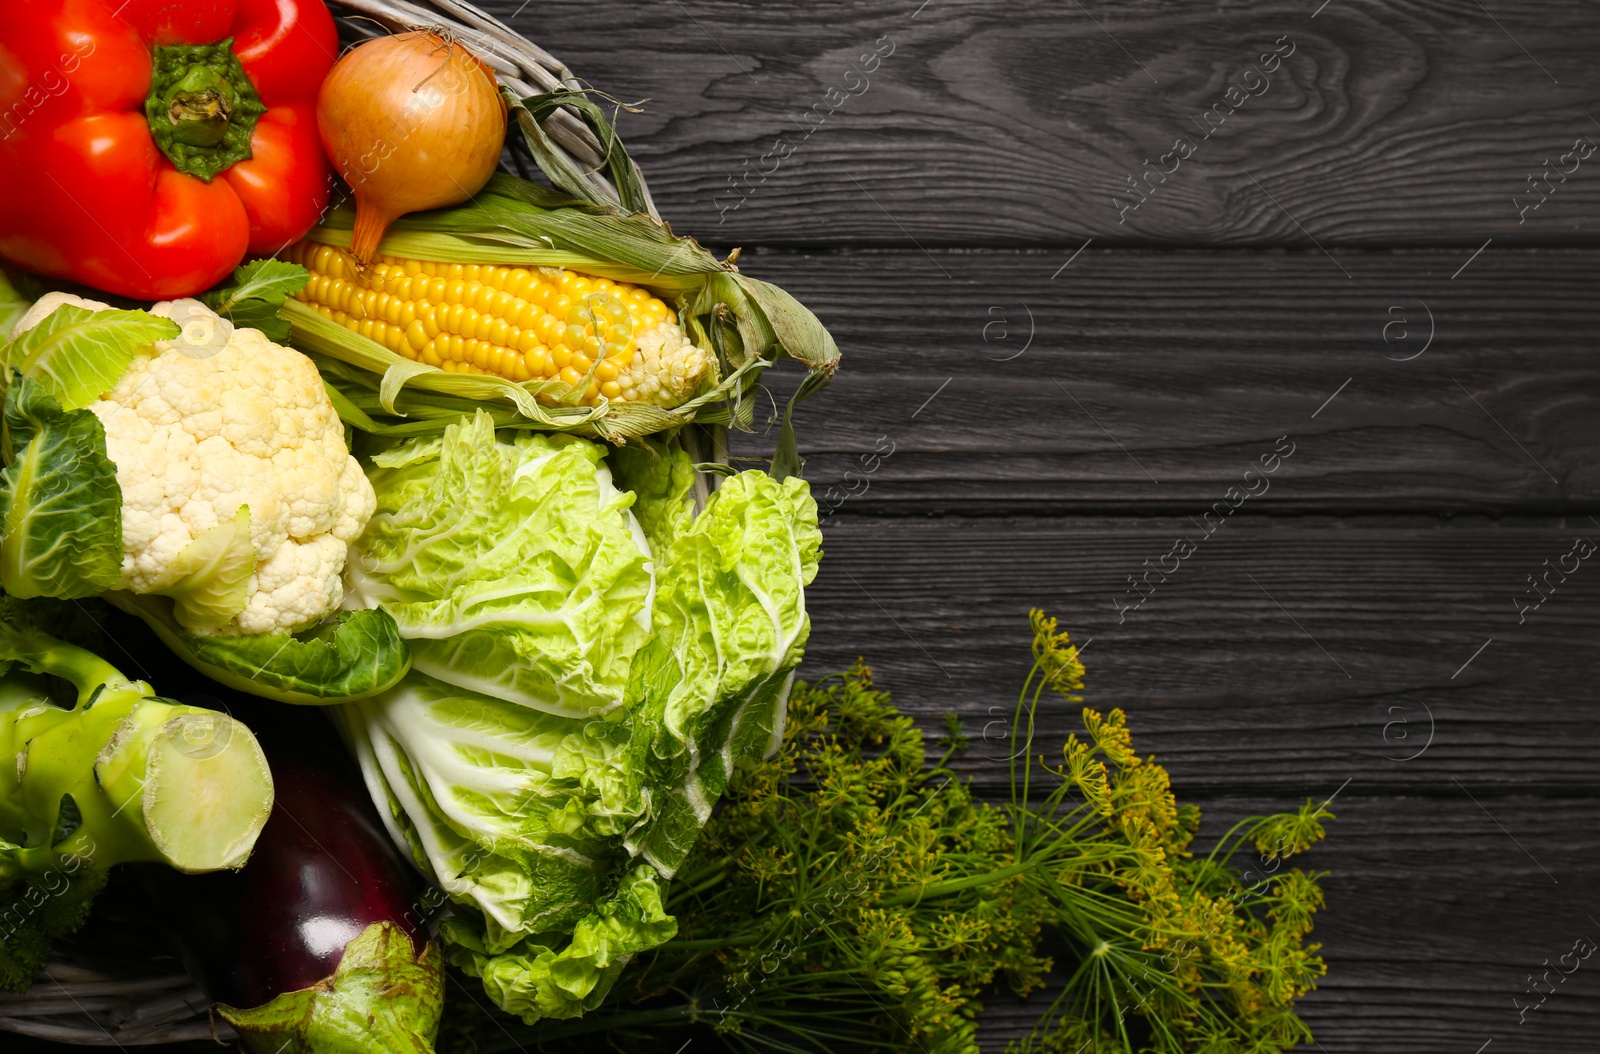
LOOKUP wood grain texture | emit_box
[19,2,1598,1050]
[724,247,1600,513]
[800,514,1600,794]
[492,0,1600,247]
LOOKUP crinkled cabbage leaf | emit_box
[339,421,821,1022]
[346,413,653,717]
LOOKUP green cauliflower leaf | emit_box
[108,593,411,704]
[3,304,175,412]
[0,373,123,600]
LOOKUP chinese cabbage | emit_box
[339,421,821,1023]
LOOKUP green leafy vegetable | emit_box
[203,259,309,343]
[622,465,820,874]
[0,865,109,993]
[0,373,123,600]
[106,593,411,705]
[344,672,639,947]
[144,503,255,634]
[0,274,29,341]
[340,423,821,1024]
[442,613,1331,1054]
[346,412,653,716]
[443,864,677,1022]
[2,304,175,411]
[219,921,444,1054]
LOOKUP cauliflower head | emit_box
[21,295,376,636]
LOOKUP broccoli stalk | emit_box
[0,622,274,881]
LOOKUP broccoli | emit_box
[0,860,107,992]
[0,597,275,991]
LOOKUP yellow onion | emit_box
[317,31,507,263]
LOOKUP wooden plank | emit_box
[725,247,1600,513]
[976,794,1600,1052]
[494,0,1600,247]
[799,514,1600,794]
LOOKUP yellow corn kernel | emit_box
[290,243,712,406]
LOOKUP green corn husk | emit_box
[290,175,838,448]
[504,87,653,216]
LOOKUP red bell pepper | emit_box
[0,0,338,300]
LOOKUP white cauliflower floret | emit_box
[63,298,377,636]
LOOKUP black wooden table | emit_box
[508,1,1600,1050]
[21,3,1595,1052]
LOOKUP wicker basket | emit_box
[0,0,675,1045]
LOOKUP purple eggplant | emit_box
[149,703,443,1054]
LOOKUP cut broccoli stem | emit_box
[0,623,274,876]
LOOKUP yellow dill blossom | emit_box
[1030,607,1085,700]
[1083,707,1140,769]
[1064,735,1113,816]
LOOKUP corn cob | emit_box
[285,242,714,408]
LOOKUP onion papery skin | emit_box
[317,31,508,263]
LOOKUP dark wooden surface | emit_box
[521,0,1600,247]
[489,0,1600,1050]
[22,2,1597,1052]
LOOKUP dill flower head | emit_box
[1030,608,1085,700]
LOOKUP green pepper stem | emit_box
[143,38,266,182]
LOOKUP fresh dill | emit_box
[446,611,1331,1054]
